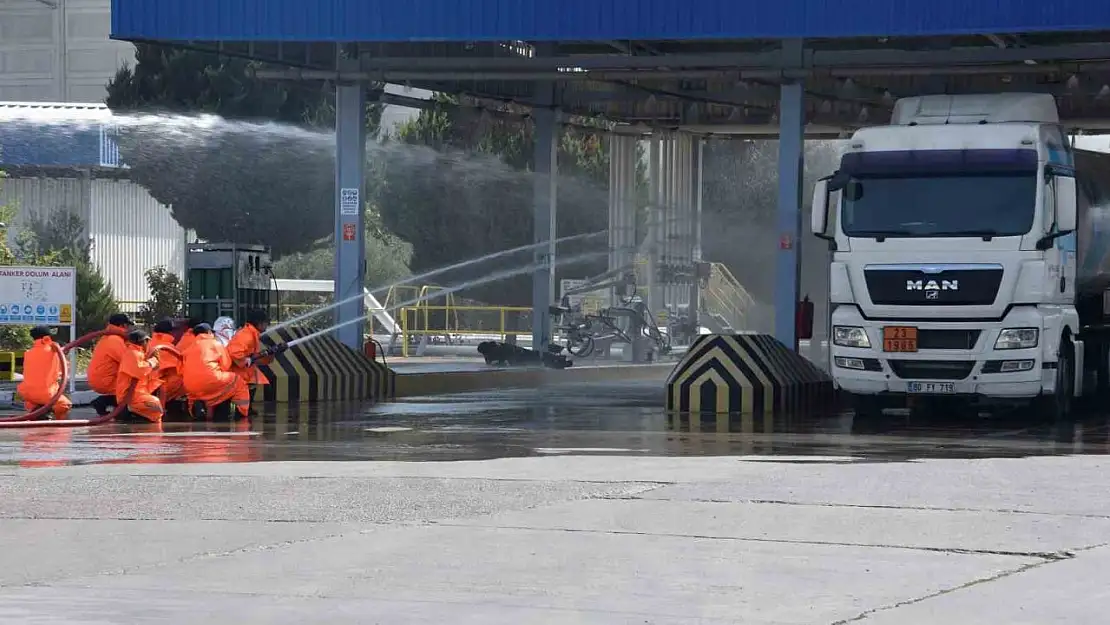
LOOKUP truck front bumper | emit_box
[829,307,1055,400]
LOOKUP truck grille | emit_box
[865,265,1003,306]
[918,329,980,350]
[889,360,976,380]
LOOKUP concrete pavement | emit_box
[0,454,1107,623]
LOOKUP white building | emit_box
[0,0,134,103]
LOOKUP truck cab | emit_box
[809,93,1109,418]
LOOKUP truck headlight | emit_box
[833,326,871,349]
[994,328,1039,350]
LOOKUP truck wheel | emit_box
[850,394,884,419]
[1035,340,1073,420]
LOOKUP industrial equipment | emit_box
[185,243,277,324]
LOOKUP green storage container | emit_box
[184,243,276,326]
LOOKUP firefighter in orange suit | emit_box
[151,319,186,406]
[182,324,252,421]
[88,313,132,416]
[115,329,164,423]
[17,325,71,420]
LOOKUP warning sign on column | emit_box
[340,188,360,215]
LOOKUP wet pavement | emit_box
[3,381,1110,622]
[1,380,1109,467]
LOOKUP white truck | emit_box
[810,93,1110,418]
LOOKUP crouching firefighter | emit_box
[17,326,72,420]
[176,317,204,354]
[182,324,251,421]
[227,309,287,413]
[115,329,165,424]
[87,313,132,416]
[151,319,187,415]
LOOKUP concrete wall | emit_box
[0,0,134,103]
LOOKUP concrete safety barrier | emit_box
[665,334,835,415]
[256,326,396,403]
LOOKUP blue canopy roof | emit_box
[111,0,1110,42]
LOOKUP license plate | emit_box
[883,326,918,352]
[907,382,956,394]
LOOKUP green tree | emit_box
[74,261,118,337]
[377,96,617,306]
[20,209,119,337]
[138,266,185,326]
[0,170,31,350]
[105,44,384,256]
[273,204,412,287]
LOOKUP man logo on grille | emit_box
[906,279,959,291]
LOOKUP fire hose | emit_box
[0,328,130,428]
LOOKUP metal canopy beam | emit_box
[320,42,1110,73]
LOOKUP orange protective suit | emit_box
[151,331,185,402]
[226,324,272,386]
[17,337,71,419]
[176,329,196,354]
[115,344,164,423]
[182,333,251,418]
[87,328,126,395]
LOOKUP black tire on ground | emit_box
[1033,338,1073,420]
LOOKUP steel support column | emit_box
[646,136,662,316]
[775,79,805,350]
[333,68,368,349]
[608,134,638,304]
[531,81,558,349]
[690,137,704,327]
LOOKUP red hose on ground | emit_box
[0,386,134,429]
[0,328,126,425]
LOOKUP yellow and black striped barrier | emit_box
[254,326,396,403]
[665,334,834,416]
[0,352,24,381]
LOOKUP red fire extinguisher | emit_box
[796,295,814,340]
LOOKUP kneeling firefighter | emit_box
[227,309,287,412]
[17,325,71,420]
[115,329,165,423]
[182,324,251,421]
[176,317,204,354]
[151,319,186,409]
[88,313,133,416]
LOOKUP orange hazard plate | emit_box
[883,326,918,352]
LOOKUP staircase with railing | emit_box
[699,262,754,333]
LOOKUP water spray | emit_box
[271,230,610,332]
[284,249,610,349]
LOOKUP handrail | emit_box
[701,262,754,332]
[397,304,533,357]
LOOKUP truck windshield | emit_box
[840,172,1037,238]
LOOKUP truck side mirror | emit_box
[1055,175,1077,233]
[811,179,830,237]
